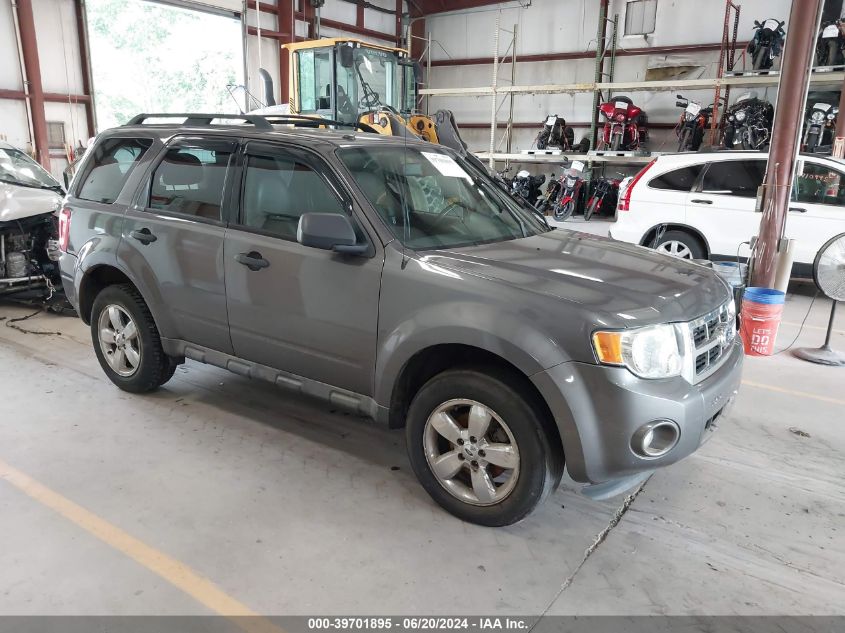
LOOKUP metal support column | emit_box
[834,77,845,157]
[277,0,295,106]
[751,0,825,288]
[488,10,501,171]
[589,0,609,150]
[74,0,96,137]
[505,24,518,157]
[14,0,49,169]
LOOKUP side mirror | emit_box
[339,45,354,69]
[297,212,367,254]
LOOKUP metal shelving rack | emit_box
[417,3,844,167]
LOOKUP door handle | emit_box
[235,251,270,271]
[789,207,807,213]
[129,228,157,244]
[691,199,713,205]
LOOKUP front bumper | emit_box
[532,339,743,485]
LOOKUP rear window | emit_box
[701,160,766,198]
[77,137,152,204]
[649,165,702,191]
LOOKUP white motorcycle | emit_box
[0,141,66,305]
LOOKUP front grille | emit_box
[686,302,735,382]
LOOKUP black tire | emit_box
[536,129,549,150]
[584,197,600,221]
[611,134,622,151]
[753,46,768,70]
[90,284,178,393]
[553,199,575,221]
[828,40,839,66]
[405,368,562,526]
[653,229,706,260]
[678,127,692,152]
[806,130,820,152]
[576,137,591,153]
[564,126,575,149]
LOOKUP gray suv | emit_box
[59,114,743,526]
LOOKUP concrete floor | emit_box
[0,271,843,618]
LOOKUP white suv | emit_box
[608,151,845,276]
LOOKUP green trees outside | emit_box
[87,0,243,131]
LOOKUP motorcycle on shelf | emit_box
[511,170,547,206]
[723,92,774,150]
[803,102,839,153]
[816,19,845,67]
[552,160,586,222]
[675,95,721,152]
[747,18,786,71]
[584,175,621,222]
[598,97,647,151]
[536,174,562,216]
[535,115,575,150]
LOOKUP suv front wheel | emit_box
[91,284,178,393]
[406,369,562,526]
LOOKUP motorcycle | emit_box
[584,175,621,222]
[0,142,66,306]
[535,115,575,150]
[803,102,839,153]
[598,97,647,151]
[535,174,562,216]
[747,18,786,71]
[723,92,774,150]
[675,95,721,152]
[511,170,546,206]
[552,160,586,222]
[816,19,845,67]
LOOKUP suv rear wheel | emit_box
[91,284,177,393]
[406,369,561,526]
[654,229,705,260]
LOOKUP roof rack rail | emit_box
[124,113,274,130]
[260,114,378,134]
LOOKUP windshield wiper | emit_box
[0,176,58,192]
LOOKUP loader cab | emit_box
[288,39,418,125]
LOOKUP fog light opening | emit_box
[632,420,680,458]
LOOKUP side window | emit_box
[241,151,346,240]
[793,162,845,206]
[649,165,702,191]
[701,160,766,197]
[77,137,153,204]
[297,48,333,113]
[149,142,234,221]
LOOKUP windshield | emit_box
[0,147,62,191]
[336,45,402,122]
[338,145,550,250]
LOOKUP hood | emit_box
[0,182,62,223]
[423,229,731,328]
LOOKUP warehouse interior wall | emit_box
[422,0,796,153]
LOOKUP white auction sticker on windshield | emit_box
[422,152,472,180]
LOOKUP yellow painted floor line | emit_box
[0,457,282,633]
[742,380,845,406]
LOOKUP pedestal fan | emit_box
[793,233,845,366]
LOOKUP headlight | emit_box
[828,112,837,120]
[812,111,825,123]
[735,110,747,122]
[593,324,683,379]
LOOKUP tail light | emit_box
[58,206,71,252]
[618,158,656,212]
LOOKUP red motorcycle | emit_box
[552,160,586,222]
[598,96,647,151]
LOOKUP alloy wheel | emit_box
[657,240,694,259]
[423,399,520,506]
[97,305,142,377]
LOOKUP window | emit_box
[77,137,153,204]
[149,142,234,221]
[649,165,702,191]
[793,162,845,206]
[701,160,766,198]
[339,146,548,250]
[625,0,657,35]
[297,48,334,114]
[47,121,66,149]
[241,152,346,240]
